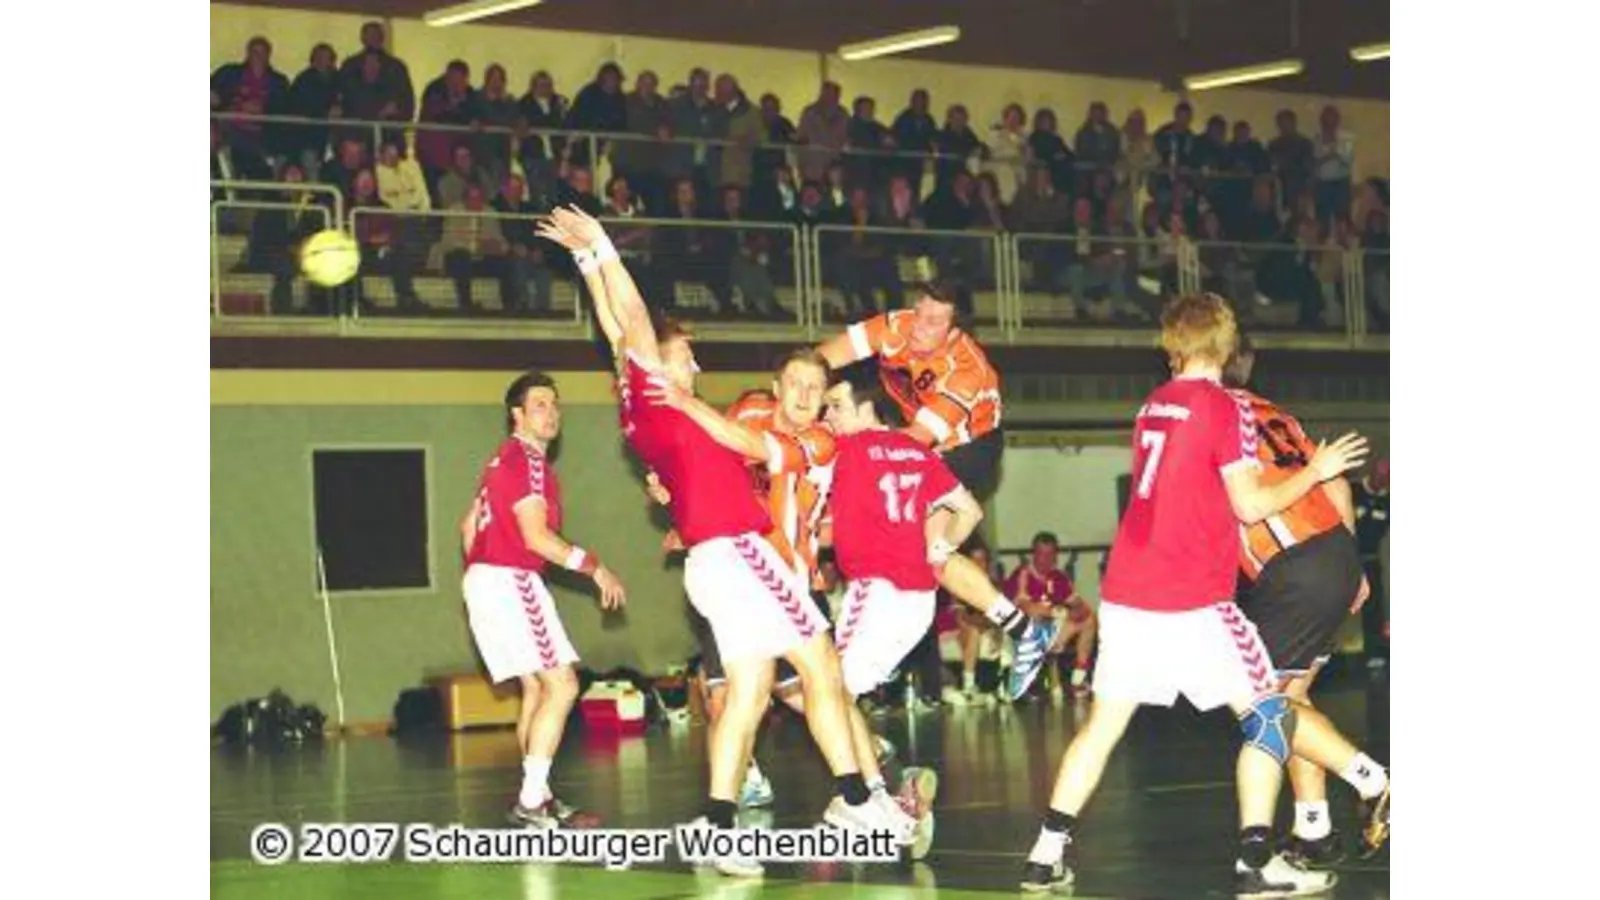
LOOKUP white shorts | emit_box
[685,533,828,668]
[834,578,937,696]
[1093,600,1277,712]
[461,564,579,683]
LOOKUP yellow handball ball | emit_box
[299,229,361,288]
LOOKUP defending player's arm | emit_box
[816,313,887,370]
[512,495,627,610]
[1214,394,1370,525]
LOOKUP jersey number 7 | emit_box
[1135,430,1167,500]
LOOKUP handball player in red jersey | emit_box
[1018,294,1372,897]
[536,207,900,878]
[459,371,626,830]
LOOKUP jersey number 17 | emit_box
[878,472,924,523]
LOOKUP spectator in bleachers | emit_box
[833,185,902,318]
[1268,109,1315,219]
[351,168,419,313]
[879,173,925,233]
[416,61,477,195]
[211,36,293,174]
[1100,195,1153,316]
[615,70,669,215]
[1009,163,1073,293]
[790,180,832,230]
[601,175,657,301]
[337,22,414,123]
[493,174,554,315]
[1192,114,1230,213]
[518,71,569,197]
[753,93,797,188]
[1313,104,1356,226]
[473,64,520,190]
[1220,120,1270,232]
[658,178,728,314]
[1236,175,1285,243]
[437,144,494,211]
[567,63,627,169]
[1115,108,1157,226]
[1073,101,1121,183]
[890,89,938,194]
[1066,197,1134,318]
[845,95,894,194]
[336,51,402,152]
[321,137,368,204]
[1196,208,1248,307]
[440,184,511,313]
[1028,108,1075,197]
[1084,167,1116,222]
[822,161,849,211]
[924,168,977,232]
[670,68,718,196]
[374,140,430,313]
[1362,209,1389,327]
[244,164,325,315]
[971,172,1008,279]
[715,186,782,318]
[987,103,1028,204]
[286,44,340,181]
[1152,100,1197,208]
[714,74,763,191]
[933,104,982,193]
[1137,201,1181,296]
[749,162,799,222]
[553,166,604,216]
[798,81,849,184]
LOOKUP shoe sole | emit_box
[1236,873,1338,899]
[1018,872,1074,893]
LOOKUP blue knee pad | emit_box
[1238,694,1296,765]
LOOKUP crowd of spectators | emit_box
[211,22,1389,327]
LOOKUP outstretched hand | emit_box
[593,565,626,611]
[534,218,586,252]
[1311,432,1370,481]
[548,205,608,246]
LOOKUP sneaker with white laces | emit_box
[679,816,764,878]
[1234,853,1336,898]
[1007,618,1061,700]
[823,795,909,844]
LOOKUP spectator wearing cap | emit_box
[567,62,627,170]
[416,60,477,198]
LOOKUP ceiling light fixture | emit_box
[1349,42,1390,62]
[838,26,961,61]
[423,0,544,28]
[1182,58,1305,91]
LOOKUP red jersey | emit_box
[1102,376,1259,611]
[725,390,836,578]
[1003,565,1075,607]
[618,354,771,546]
[465,437,562,572]
[830,428,964,592]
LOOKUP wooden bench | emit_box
[426,671,519,731]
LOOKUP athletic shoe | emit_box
[507,800,560,829]
[896,766,940,861]
[1007,619,1061,700]
[1233,854,1336,897]
[1019,857,1074,893]
[872,789,919,846]
[738,771,774,809]
[681,816,763,878]
[940,686,969,706]
[1281,832,1346,869]
[546,795,601,828]
[1357,783,1390,857]
[823,795,913,844]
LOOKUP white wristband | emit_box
[928,538,955,567]
[564,547,589,572]
[573,248,599,275]
[590,236,619,264]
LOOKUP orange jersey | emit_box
[842,311,1002,452]
[725,390,836,580]
[1231,389,1346,578]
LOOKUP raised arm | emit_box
[641,378,777,464]
[817,314,885,370]
[539,206,659,364]
[1224,435,1369,525]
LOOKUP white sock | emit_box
[866,774,887,794]
[984,597,1020,627]
[519,755,552,807]
[1293,800,1332,840]
[962,670,976,691]
[1339,753,1389,800]
[744,760,767,786]
[1028,828,1068,865]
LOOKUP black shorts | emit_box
[942,428,1004,500]
[1237,528,1364,676]
[691,592,834,687]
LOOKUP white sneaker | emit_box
[872,789,919,846]
[1234,854,1336,897]
[680,816,764,878]
[941,686,969,706]
[823,795,910,844]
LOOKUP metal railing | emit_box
[207,179,1389,345]
[211,199,333,318]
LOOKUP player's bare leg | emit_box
[510,666,581,827]
[937,553,1059,699]
[956,614,983,700]
[1020,696,1139,891]
[1279,673,1391,858]
[710,657,777,809]
[1281,667,1339,866]
[781,633,894,831]
[1068,614,1096,694]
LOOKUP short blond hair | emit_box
[1160,293,1238,370]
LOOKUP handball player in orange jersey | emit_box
[816,281,1061,698]
[1224,336,1390,866]
[537,207,903,877]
